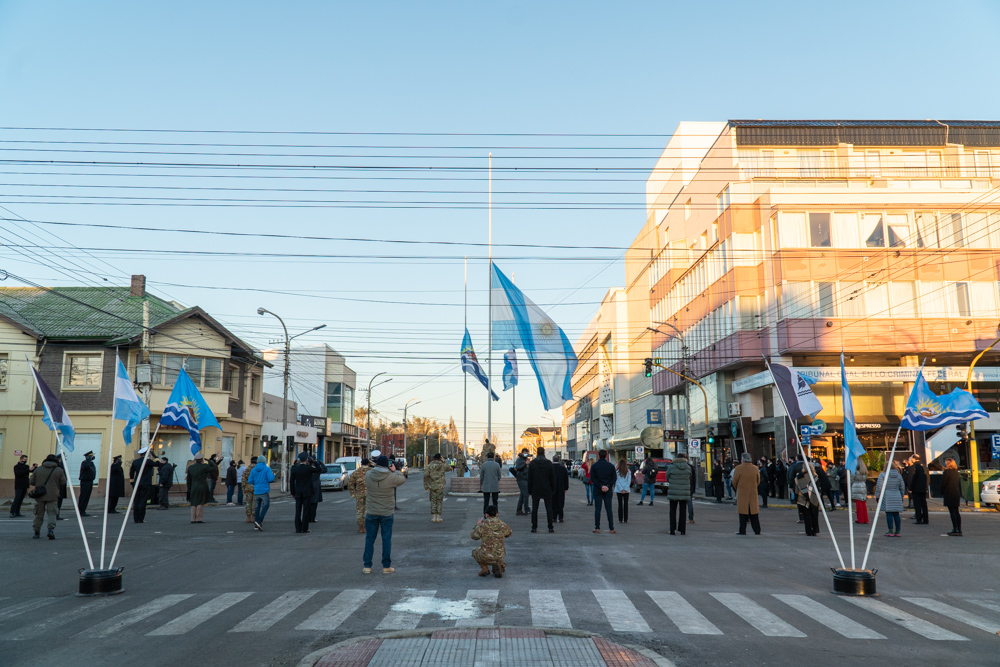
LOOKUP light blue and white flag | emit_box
[502,349,518,391]
[115,358,151,447]
[491,263,578,410]
[29,362,76,451]
[841,353,865,474]
[901,370,987,431]
[159,367,222,455]
[461,328,499,401]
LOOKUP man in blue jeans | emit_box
[248,458,275,531]
[637,456,657,506]
[363,455,406,574]
[589,450,617,534]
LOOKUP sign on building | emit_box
[991,434,1000,459]
[646,409,663,425]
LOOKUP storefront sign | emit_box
[646,409,663,425]
[991,434,1000,459]
[733,366,1000,394]
[812,419,826,434]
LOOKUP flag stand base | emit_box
[831,568,877,596]
[77,568,125,597]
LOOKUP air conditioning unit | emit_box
[728,403,742,417]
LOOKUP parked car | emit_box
[652,458,673,492]
[981,478,1000,507]
[319,464,349,491]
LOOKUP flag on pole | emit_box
[901,370,987,430]
[769,362,823,421]
[159,368,222,455]
[502,349,518,391]
[461,328,499,401]
[841,353,865,473]
[29,363,76,451]
[490,263,578,410]
[114,358,151,446]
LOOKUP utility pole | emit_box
[403,398,420,466]
[365,373,391,456]
[140,299,151,449]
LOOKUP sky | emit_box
[1,1,999,448]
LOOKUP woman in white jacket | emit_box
[614,459,632,525]
[852,459,869,524]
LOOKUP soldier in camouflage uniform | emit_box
[424,453,449,522]
[471,505,512,578]
[347,458,370,533]
[242,456,257,523]
[454,447,468,477]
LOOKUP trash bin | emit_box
[929,471,943,498]
[960,470,974,503]
[704,480,713,496]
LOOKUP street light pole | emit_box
[542,414,557,456]
[966,331,1000,508]
[365,372,389,454]
[403,398,421,466]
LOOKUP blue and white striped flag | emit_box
[29,362,76,452]
[114,358,150,447]
[841,353,865,474]
[159,367,221,455]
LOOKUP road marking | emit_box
[902,597,1000,635]
[773,594,883,639]
[296,589,375,631]
[455,590,499,628]
[457,498,467,503]
[966,598,1000,614]
[593,590,651,633]
[7,597,125,640]
[85,594,195,638]
[0,598,57,621]
[230,590,319,632]
[843,598,967,641]
[647,591,722,635]
[147,593,252,636]
[710,593,805,637]
[333,499,349,504]
[530,590,572,629]
[377,589,436,630]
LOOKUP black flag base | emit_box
[77,567,125,597]
[831,568,877,596]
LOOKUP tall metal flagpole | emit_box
[464,256,467,460]
[487,153,492,447]
[100,348,120,569]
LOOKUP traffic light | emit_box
[707,427,716,445]
[644,358,653,377]
[955,423,969,444]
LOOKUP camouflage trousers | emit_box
[472,547,505,568]
[355,496,366,528]
[244,488,255,521]
[428,489,444,514]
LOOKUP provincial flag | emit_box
[159,367,221,455]
[29,362,76,452]
[114,358,151,446]
[461,328,499,401]
[901,370,987,431]
[769,362,823,422]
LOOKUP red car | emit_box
[651,458,673,491]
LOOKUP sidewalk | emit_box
[300,628,671,667]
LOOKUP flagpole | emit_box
[100,348,120,569]
[464,255,467,463]
[847,468,855,570]
[513,384,516,457]
[57,433,95,570]
[763,358,845,569]
[487,152,493,447]
[109,422,160,569]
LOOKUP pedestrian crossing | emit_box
[1,588,997,643]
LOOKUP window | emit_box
[204,358,222,389]
[0,353,7,389]
[964,212,990,249]
[738,295,759,330]
[919,281,946,317]
[165,355,183,386]
[816,282,836,317]
[862,214,885,248]
[717,186,730,215]
[832,212,860,248]
[890,282,917,317]
[150,353,225,388]
[915,212,939,248]
[809,212,832,247]
[327,382,343,423]
[228,365,240,396]
[886,213,910,248]
[838,281,865,318]
[865,282,890,317]
[952,282,971,318]
[186,356,202,386]
[250,374,261,403]
[65,353,102,388]
[779,212,808,247]
[970,282,999,317]
[799,149,820,177]
[940,213,964,247]
[781,282,812,318]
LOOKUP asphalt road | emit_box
[1,471,998,667]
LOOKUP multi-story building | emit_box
[636,120,1000,475]
[0,275,269,496]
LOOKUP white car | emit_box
[981,479,1000,507]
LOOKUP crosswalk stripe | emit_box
[455,590,498,628]
[7,597,125,640]
[0,598,57,622]
[966,598,1000,614]
[230,590,319,632]
[457,498,468,502]
[773,594,883,639]
[296,589,374,631]
[530,590,572,629]
[711,593,805,637]
[377,590,436,630]
[147,593,252,636]
[843,598,967,641]
[593,590,651,633]
[902,597,1000,635]
[647,592,722,635]
[84,594,195,638]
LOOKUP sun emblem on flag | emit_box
[180,396,201,424]
[538,320,555,337]
[913,398,940,418]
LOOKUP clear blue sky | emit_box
[1,1,998,448]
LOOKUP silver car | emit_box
[319,464,348,491]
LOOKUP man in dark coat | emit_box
[909,457,929,525]
[941,457,962,536]
[526,446,556,533]
[289,452,318,533]
[513,449,530,516]
[775,459,786,499]
[551,455,570,523]
[77,451,97,516]
[307,456,327,524]
[767,458,777,497]
[590,450,617,533]
[107,455,125,513]
[56,455,67,520]
[814,460,836,511]
[10,455,32,518]
[711,459,724,502]
[129,450,155,524]
[157,456,174,509]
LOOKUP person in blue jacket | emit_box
[248,458,275,531]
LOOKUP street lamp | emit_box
[966,327,1000,508]
[542,414,557,456]
[365,373,391,454]
[257,307,324,492]
[403,398,421,466]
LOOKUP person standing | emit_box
[665,453,691,535]
[527,446,556,533]
[225,460,239,506]
[723,459,734,500]
[206,454,221,503]
[688,459,696,524]
[29,454,66,540]
[77,451,97,517]
[348,458,371,533]
[876,460,906,538]
[852,458,869,524]
[756,459,769,509]
[129,450,155,524]
[55,454,67,520]
[767,458,777,498]
[290,452,316,533]
[582,456,594,505]
[711,458,724,503]
[513,449,530,516]
[909,457,929,525]
[10,455,32,518]
[796,466,821,536]
[774,459,787,500]
[941,457,962,536]
[552,455,569,523]
[157,456,174,509]
[902,458,915,510]
[614,459,631,525]
[424,453,449,523]
[248,457,275,531]
[106,455,124,514]
[637,456,657,506]
[186,455,214,524]
[307,455,327,524]
[455,446,468,478]
[472,505,512,578]
[235,460,247,505]
[479,451,501,514]
[241,457,256,523]
[363,455,406,574]
[732,452,762,535]
[590,450,616,534]
[815,460,836,511]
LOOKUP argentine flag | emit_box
[114,358,151,447]
[490,263,578,410]
[159,367,222,455]
[840,353,865,474]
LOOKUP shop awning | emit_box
[608,429,642,448]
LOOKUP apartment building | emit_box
[634,120,1000,473]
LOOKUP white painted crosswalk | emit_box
[0,588,996,643]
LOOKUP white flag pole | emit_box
[109,422,161,569]
[487,153,493,447]
[463,256,467,464]
[100,349,120,569]
[847,468,855,570]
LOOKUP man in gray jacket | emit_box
[363,455,406,574]
[480,451,501,514]
[29,454,66,540]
